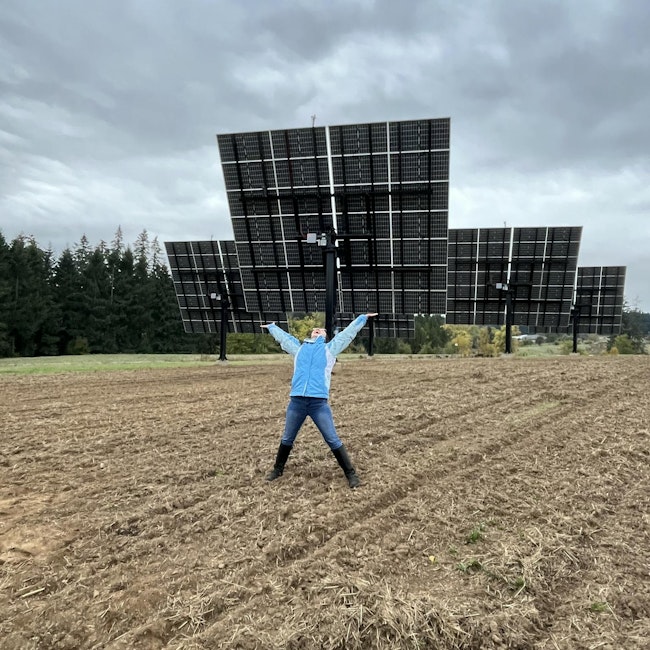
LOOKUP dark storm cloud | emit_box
[0,0,648,309]
[1,0,257,156]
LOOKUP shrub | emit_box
[613,334,636,354]
[560,340,574,355]
[67,337,90,355]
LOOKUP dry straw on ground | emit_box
[1,356,649,649]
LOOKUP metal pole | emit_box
[572,309,579,354]
[505,290,513,354]
[368,317,375,356]
[325,231,337,341]
[219,300,228,362]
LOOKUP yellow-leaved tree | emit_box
[443,324,477,356]
[451,330,473,356]
[477,327,496,357]
[492,325,521,353]
[288,313,324,340]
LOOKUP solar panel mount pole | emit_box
[505,290,513,354]
[571,307,579,354]
[219,300,228,362]
[322,229,337,341]
[571,303,590,354]
[311,229,376,350]
[308,228,338,341]
[210,292,228,363]
[495,283,513,354]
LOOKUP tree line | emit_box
[0,229,194,357]
[1,229,647,358]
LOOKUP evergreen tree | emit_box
[53,248,86,354]
[146,260,191,352]
[5,237,58,356]
[32,245,60,355]
[0,232,13,356]
[74,234,92,268]
[113,247,138,352]
[82,247,113,352]
[132,230,153,352]
[413,314,450,353]
[621,303,648,354]
[150,236,163,268]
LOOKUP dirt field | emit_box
[1,355,648,649]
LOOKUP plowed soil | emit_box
[1,355,649,649]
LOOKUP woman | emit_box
[261,313,377,488]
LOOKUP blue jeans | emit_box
[281,396,343,451]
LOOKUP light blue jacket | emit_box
[267,315,368,398]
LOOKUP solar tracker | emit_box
[447,226,582,329]
[164,240,409,345]
[165,240,288,334]
[216,118,450,323]
[571,266,626,335]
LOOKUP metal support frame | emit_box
[219,299,229,362]
[310,228,377,355]
[322,229,337,341]
[570,302,591,353]
[368,317,375,357]
[494,282,514,354]
[571,307,580,354]
[209,291,230,362]
[505,289,513,355]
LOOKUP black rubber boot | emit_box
[266,443,292,481]
[332,445,360,489]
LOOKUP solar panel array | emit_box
[216,118,450,317]
[447,226,582,329]
[165,117,629,344]
[165,240,287,334]
[166,237,414,339]
[572,266,626,334]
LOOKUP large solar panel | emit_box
[217,118,450,318]
[572,266,626,335]
[447,226,582,329]
[165,240,409,339]
[165,240,287,334]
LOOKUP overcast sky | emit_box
[1,0,648,310]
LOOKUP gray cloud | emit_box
[1,0,648,309]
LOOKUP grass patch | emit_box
[0,354,216,375]
[504,400,561,426]
[0,353,406,375]
[514,343,565,358]
[465,523,486,545]
[589,601,611,613]
[456,559,482,574]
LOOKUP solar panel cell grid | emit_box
[287,269,322,287]
[484,228,509,242]
[447,227,582,329]
[573,266,626,334]
[483,242,511,259]
[450,229,478,243]
[391,184,448,211]
[166,240,297,335]
[451,242,477,259]
[217,119,450,317]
